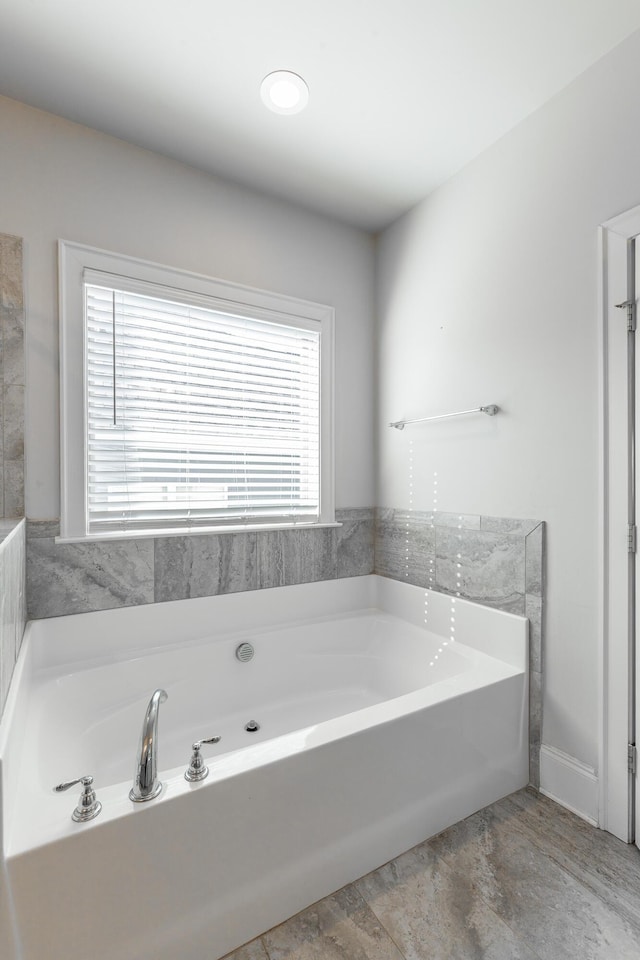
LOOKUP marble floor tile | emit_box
[504,789,640,875]
[496,790,640,933]
[221,939,270,960]
[356,842,540,960]
[262,885,406,960]
[427,801,640,959]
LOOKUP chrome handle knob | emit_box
[54,775,102,822]
[55,775,93,792]
[194,736,221,749]
[184,736,221,782]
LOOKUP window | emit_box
[59,242,334,540]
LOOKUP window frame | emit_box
[58,240,335,542]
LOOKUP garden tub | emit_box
[0,574,528,960]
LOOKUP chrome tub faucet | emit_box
[129,688,168,802]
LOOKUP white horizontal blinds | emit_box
[85,283,321,533]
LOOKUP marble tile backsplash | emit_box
[374,509,543,612]
[28,536,155,616]
[26,509,376,619]
[0,520,26,718]
[0,234,25,517]
[154,532,259,602]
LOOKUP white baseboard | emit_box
[539,743,599,825]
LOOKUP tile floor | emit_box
[222,787,640,960]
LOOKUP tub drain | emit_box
[244,720,260,733]
[236,642,255,662]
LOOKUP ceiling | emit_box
[1,1,640,231]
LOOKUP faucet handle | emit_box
[54,775,102,822]
[195,735,221,749]
[184,736,221,782]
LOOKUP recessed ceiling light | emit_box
[260,71,309,115]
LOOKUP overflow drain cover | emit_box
[236,642,255,662]
[245,720,260,733]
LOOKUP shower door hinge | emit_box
[628,524,637,553]
[628,743,637,775]
[616,299,637,332]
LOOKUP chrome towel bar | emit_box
[389,405,499,430]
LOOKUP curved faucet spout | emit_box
[129,688,168,803]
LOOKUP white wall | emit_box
[376,28,640,776]
[0,95,375,518]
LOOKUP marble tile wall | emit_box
[0,520,26,718]
[375,508,545,786]
[25,507,376,618]
[0,234,25,518]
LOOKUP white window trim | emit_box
[58,240,335,541]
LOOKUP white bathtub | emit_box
[0,575,528,960]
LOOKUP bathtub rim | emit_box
[21,574,527,674]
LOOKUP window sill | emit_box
[55,521,342,545]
